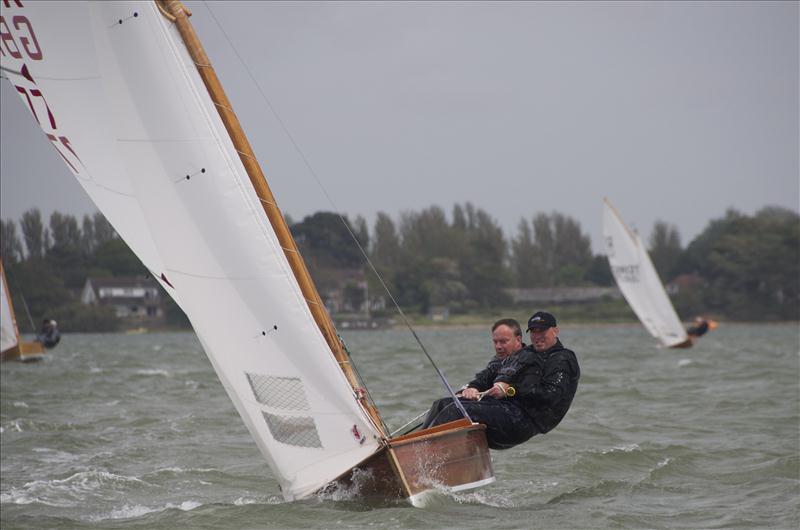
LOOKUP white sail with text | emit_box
[1,1,382,499]
[602,199,690,348]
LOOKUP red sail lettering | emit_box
[15,84,40,123]
[29,88,56,129]
[46,133,78,173]
[58,136,83,169]
[2,1,26,8]
[13,16,42,60]
[14,85,56,130]
[0,16,22,58]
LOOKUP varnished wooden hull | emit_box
[1,340,46,362]
[326,418,494,503]
[669,338,694,349]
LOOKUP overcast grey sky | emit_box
[1,1,797,252]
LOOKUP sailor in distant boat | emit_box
[687,316,716,338]
[421,312,580,449]
[37,319,60,349]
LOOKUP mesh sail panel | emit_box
[247,372,321,448]
[246,373,311,411]
[262,412,322,448]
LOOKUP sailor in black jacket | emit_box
[421,312,580,449]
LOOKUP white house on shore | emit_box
[80,277,164,324]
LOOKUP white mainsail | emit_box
[0,263,20,354]
[1,1,382,500]
[602,199,689,348]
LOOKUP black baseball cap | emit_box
[526,311,557,331]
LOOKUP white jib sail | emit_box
[0,264,20,354]
[602,199,689,348]
[1,1,382,500]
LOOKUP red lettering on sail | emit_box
[15,84,39,122]
[58,136,83,168]
[29,88,56,129]
[13,16,42,60]
[14,84,55,129]
[46,133,78,173]
[3,8,85,177]
[12,80,85,176]
[0,16,23,58]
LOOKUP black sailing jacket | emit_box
[467,339,580,434]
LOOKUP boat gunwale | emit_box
[388,418,484,446]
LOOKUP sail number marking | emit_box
[612,264,640,283]
[1,3,86,176]
[0,10,43,61]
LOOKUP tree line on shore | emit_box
[1,203,797,332]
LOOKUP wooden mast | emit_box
[155,0,386,436]
[152,3,495,501]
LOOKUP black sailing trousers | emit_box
[421,397,540,450]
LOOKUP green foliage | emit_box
[584,255,614,286]
[3,209,159,333]
[291,212,363,271]
[49,303,121,332]
[675,207,799,320]
[19,208,48,259]
[47,211,90,289]
[511,219,536,287]
[91,212,116,249]
[3,202,796,332]
[1,219,24,264]
[370,212,403,290]
[648,220,682,281]
[163,296,191,329]
[512,212,593,287]
[5,258,71,331]
[457,207,511,307]
[387,204,511,310]
[93,239,146,277]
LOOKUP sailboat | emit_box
[602,199,692,349]
[0,260,46,362]
[0,1,493,502]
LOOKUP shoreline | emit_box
[23,320,799,336]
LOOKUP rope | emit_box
[4,268,37,333]
[390,409,429,437]
[200,2,470,423]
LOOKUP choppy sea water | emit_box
[1,323,798,529]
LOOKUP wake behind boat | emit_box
[0,0,493,502]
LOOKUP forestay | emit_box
[602,199,689,348]
[1,1,382,500]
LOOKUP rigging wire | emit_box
[201,2,471,423]
[5,268,38,333]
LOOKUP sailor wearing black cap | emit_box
[421,311,580,449]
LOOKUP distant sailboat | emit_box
[1,1,493,502]
[602,199,692,348]
[0,261,45,362]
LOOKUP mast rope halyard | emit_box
[199,1,471,424]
